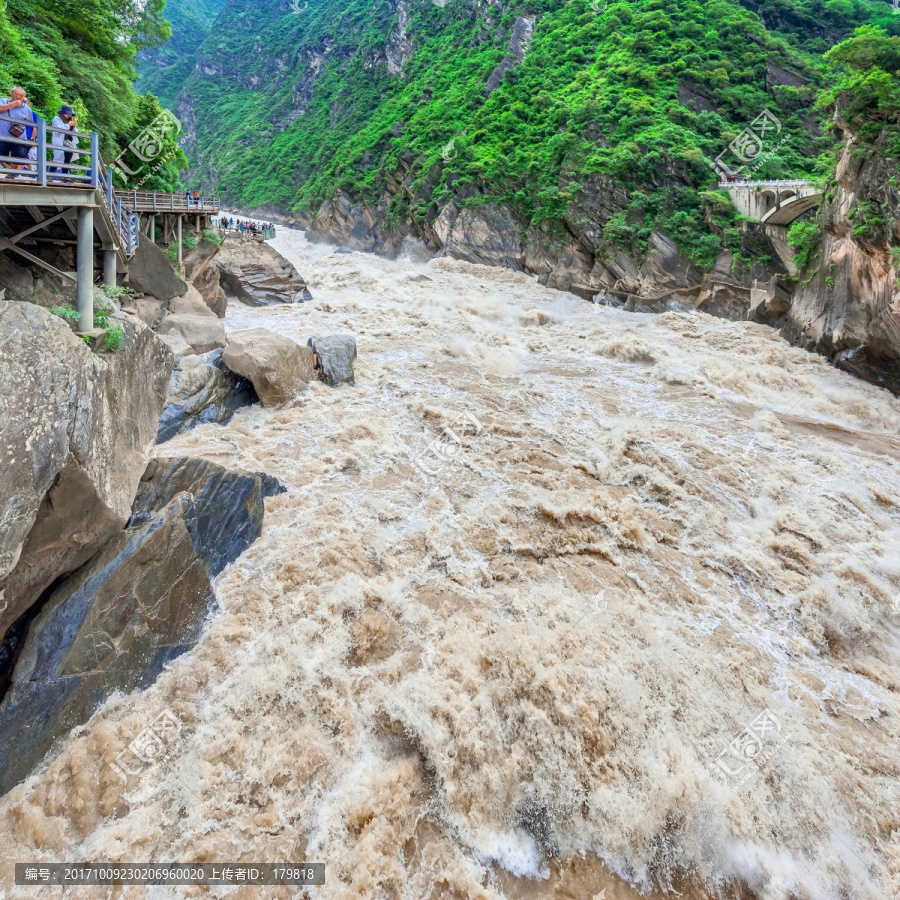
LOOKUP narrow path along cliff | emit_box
[2,226,900,900]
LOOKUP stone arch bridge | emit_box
[719,180,821,225]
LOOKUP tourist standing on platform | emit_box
[0,88,34,174]
[50,105,77,178]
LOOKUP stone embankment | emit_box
[0,229,357,795]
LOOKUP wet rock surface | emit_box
[157,349,258,443]
[0,304,172,643]
[308,334,357,386]
[0,457,283,796]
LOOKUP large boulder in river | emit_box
[216,234,312,306]
[308,335,357,386]
[157,349,258,443]
[222,328,318,406]
[158,312,226,354]
[0,457,284,795]
[168,283,218,318]
[0,303,172,643]
[127,233,187,300]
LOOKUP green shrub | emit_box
[49,305,80,326]
[104,325,126,352]
[182,233,198,250]
[787,220,822,271]
[201,228,223,246]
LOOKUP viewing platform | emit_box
[0,111,218,330]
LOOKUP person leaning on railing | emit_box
[0,87,36,174]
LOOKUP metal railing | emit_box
[113,189,219,213]
[0,111,98,187]
[717,179,813,190]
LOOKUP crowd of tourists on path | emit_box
[0,88,80,180]
[217,216,276,237]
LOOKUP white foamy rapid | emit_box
[2,226,899,900]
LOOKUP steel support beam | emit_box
[177,215,182,267]
[77,206,94,332]
[103,248,116,287]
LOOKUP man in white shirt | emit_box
[51,104,78,179]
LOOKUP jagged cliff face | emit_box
[172,0,886,304]
[786,121,900,394]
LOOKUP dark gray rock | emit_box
[308,335,357,387]
[335,246,355,254]
[127,233,188,300]
[0,457,284,795]
[0,493,213,795]
[157,348,259,443]
[130,457,285,578]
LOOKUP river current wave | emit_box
[1,226,899,899]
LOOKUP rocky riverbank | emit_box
[0,230,357,794]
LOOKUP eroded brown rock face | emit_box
[0,303,173,643]
[306,177,788,313]
[785,124,900,394]
[215,234,312,306]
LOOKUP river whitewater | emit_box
[1,225,899,900]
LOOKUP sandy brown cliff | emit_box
[784,120,900,394]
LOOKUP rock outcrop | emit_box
[0,303,172,644]
[216,235,312,306]
[0,457,284,795]
[157,349,258,443]
[158,312,226,354]
[222,328,318,406]
[308,335,357,386]
[783,122,900,394]
[127,233,188,300]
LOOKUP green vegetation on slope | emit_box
[137,0,228,110]
[0,0,187,189]
[183,0,898,267]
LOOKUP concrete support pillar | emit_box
[177,215,183,267]
[76,206,94,332]
[195,214,200,233]
[103,248,116,287]
[149,215,155,243]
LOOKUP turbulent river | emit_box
[2,225,900,900]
